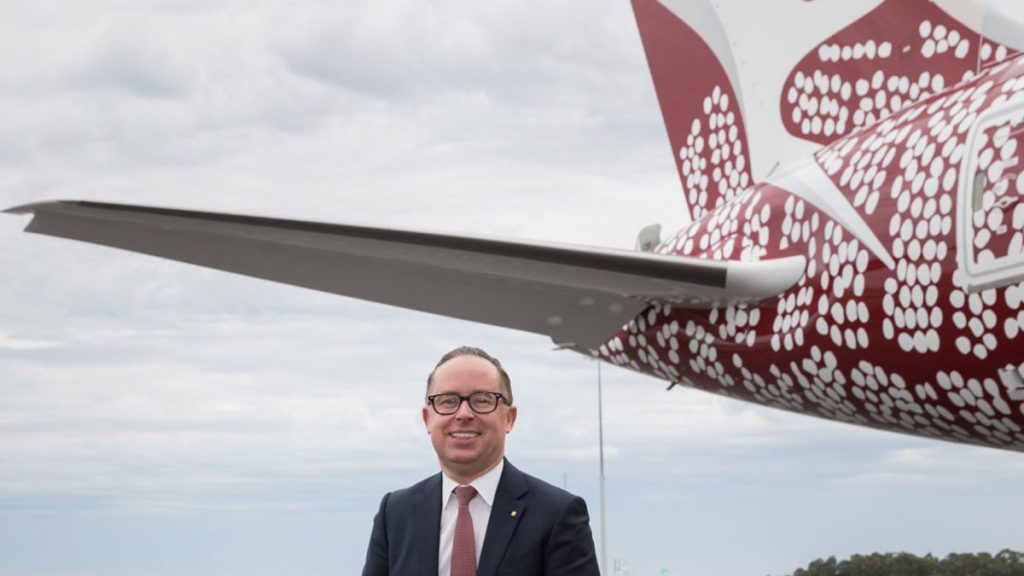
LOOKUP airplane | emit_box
[6,0,1024,453]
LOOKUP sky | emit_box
[1,1,1023,575]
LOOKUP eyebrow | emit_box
[429,389,504,395]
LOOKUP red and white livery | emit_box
[8,0,1024,451]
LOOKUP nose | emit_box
[454,398,476,419]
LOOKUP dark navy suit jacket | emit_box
[361,459,600,576]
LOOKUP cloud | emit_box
[275,0,627,101]
[68,19,193,99]
[0,333,63,351]
[2,2,1024,575]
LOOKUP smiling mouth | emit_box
[450,432,480,439]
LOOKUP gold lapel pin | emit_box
[510,510,518,518]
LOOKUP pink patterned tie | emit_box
[451,486,478,576]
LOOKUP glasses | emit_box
[426,392,509,415]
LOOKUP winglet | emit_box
[5,201,56,215]
[4,200,90,216]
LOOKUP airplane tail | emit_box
[779,0,1022,147]
[630,0,753,222]
[631,0,1023,224]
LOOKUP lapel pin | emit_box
[510,510,518,518]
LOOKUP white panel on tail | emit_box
[632,0,880,221]
[634,0,1023,226]
[703,1,880,180]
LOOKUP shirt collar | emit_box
[441,458,504,508]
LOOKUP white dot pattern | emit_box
[781,1,1020,145]
[597,46,1024,450]
[678,85,752,220]
[969,108,1024,264]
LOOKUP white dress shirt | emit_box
[437,459,504,576]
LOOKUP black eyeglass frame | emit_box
[425,392,510,415]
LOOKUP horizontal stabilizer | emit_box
[6,201,806,350]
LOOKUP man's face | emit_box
[422,355,517,484]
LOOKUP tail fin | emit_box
[631,0,752,221]
[631,0,1022,222]
[780,0,1022,146]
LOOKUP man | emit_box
[362,346,600,576]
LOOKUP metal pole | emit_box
[598,361,607,574]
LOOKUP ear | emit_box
[422,405,432,432]
[504,405,517,433]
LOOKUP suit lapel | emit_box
[412,473,442,576]
[477,460,528,576]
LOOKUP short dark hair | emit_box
[426,346,513,404]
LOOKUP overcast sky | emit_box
[2,1,1024,575]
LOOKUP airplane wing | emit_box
[5,200,806,350]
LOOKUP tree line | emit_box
[787,549,1024,576]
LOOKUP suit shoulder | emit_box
[379,473,438,509]
[518,469,583,506]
